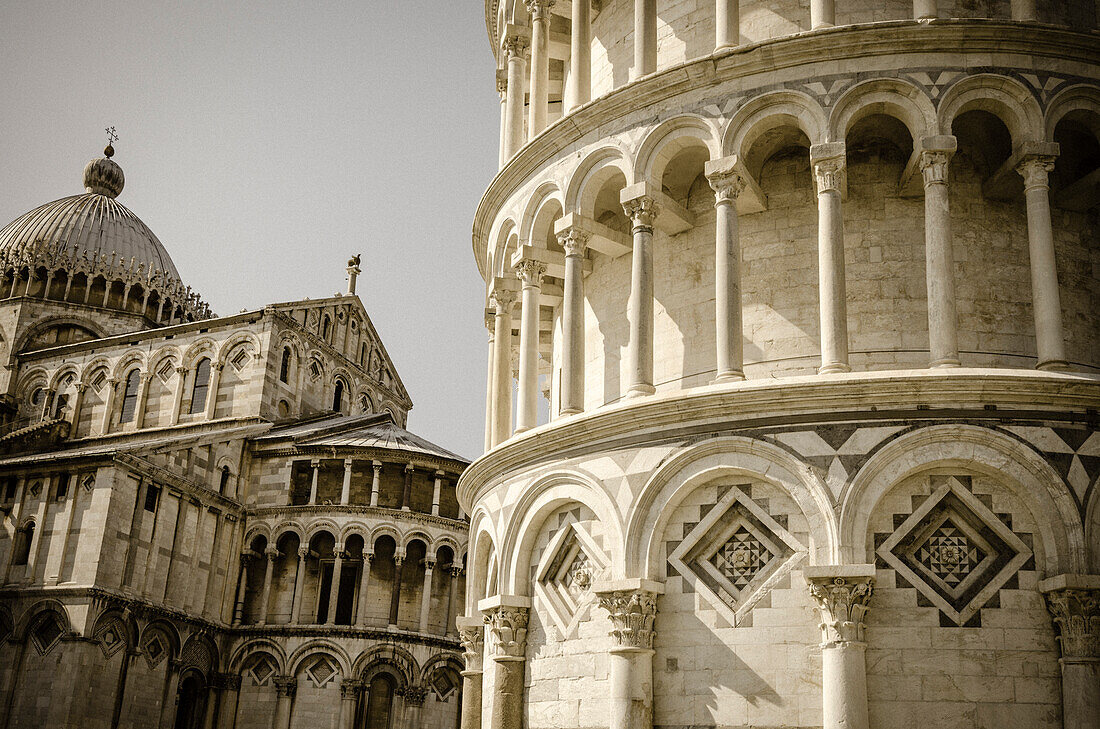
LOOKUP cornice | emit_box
[247,503,469,534]
[471,20,1100,279]
[457,369,1100,507]
[252,444,467,473]
[231,623,461,649]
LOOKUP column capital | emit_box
[339,678,362,699]
[273,675,297,698]
[1016,144,1060,191]
[297,546,310,559]
[489,284,518,311]
[501,25,531,58]
[594,579,664,651]
[705,155,749,204]
[918,135,958,186]
[264,546,280,560]
[219,673,242,691]
[620,193,660,229]
[480,596,531,661]
[805,565,876,649]
[402,685,428,706]
[332,545,345,559]
[457,615,486,672]
[309,458,321,468]
[810,143,846,195]
[514,258,547,286]
[525,0,556,20]
[363,551,375,564]
[556,226,591,257]
[1040,574,1100,661]
[496,68,508,97]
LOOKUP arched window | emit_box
[332,380,344,412]
[12,523,33,565]
[218,466,231,494]
[189,358,211,415]
[321,315,331,341]
[364,673,396,728]
[119,370,141,423]
[279,347,292,383]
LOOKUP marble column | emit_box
[490,287,518,446]
[706,156,748,382]
[595,580,663,729]
[217,674,241,729]
[526,0,554,138]
[356,553,374,626]
[432,470,444,516]
[233,552,251,625]
[457,616,485,729]
[158,660,183,729]
[258,547,278,626]
[401,464,413,511]
[370,460,382,506]
[327,545,344,625]
[566,0,591,111]
[203,363,223,420]
[621,192,660,398]
[497,71,509,169]
[291,547,308,624]
[1017,149,1067,370]
[558,226,590,415]
[1040,574,1100,729]
[340,458,353,505]
[401,686,427,729]
[514,259,546,432]
[133,372,153,428]
[447,567,462,635]
[914,0,937,18]
[99,378,119,434]
[482,597,531,729]
[805,566,876,729]
[811,143,850,374]
[271,676,296,729]
[389,553,404,628]
[811,0,835,28]
[632,0,657,80]
[715,0,739,49]
[502,29,530,159]
[419,556,436,633]
[308,459,321,505]
[484,316,496,450]
[68,383,87,427]
[338,679,362,729]
[919,136,961,368]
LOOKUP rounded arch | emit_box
[47,364,80,391]
[839,424,1085,573]
[13,315,104,354]
[419,652,464,685]
[180,632,219,675]
[369,524,402,550]
[305,519,341,543]
[402,530,433,553]
[1044,83,1100,141]
[565,145,634,218]
[500,469,624,595]
[269,521,303,544]
[626,436,839,580]
[352,643,419,688]
[518,182,565,247]
[724,90,828,159]
[466,509,499,614]
[937,73,1044,144]
[79,357,112,382]
[488,217,518,280]
[634,114,722,184]
[147,344,182,374]
[91,608,138,647]
[340,520,372,545]
[16,599,71,641]
[432,534,463,558]
[110,350,146,380]
[287,640,352,677]
[140,619,182,661]
[182,338,219,369]
[829,78,937,143]
[217,331,261,367]
[229,638,288,673]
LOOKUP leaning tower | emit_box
[458,2,1100,729]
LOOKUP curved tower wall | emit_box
[463,3,1100,729]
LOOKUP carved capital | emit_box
[525,0,556,21]
[812,156,846,195]
[297,546,310,559]
[339,678,362,699]
[514,259,547,287]
[496,68,508,97]
[556,227,591,257]
[706,169,747,205]
[273,675,297,698]
[621,195,659,230]
[807,574,874,648]
[402,685,428,706]
[489,287,517,312]
[502,33,530,59]
[1016,155,1057,192]
[919,150,952,186]
[1045,589,1100,661]
[458,618,485,672]
[264,546,280,560]
[484,606,529,661]
[222,673,242,691]
[597,589,659,650]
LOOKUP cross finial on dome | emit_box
[104,127,119,158]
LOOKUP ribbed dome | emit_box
[0,154,182,284]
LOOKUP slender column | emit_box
[99,378,119,434]
[919,136,961,367]
[291,547,308,623]
[484,315,497,450]
[567,0,591,111]
[526,0,554,138]
[706,157,747,382]
[632,0,657,80]
[457,617,485,729]
[233,552,251,624]
[217,675,241,729]
[341,458,353,505]
[914,0,937,18]
[158,660,183,729]
[447,567,462,635]
[169,367,187,424]
[811,0,835,28]
[502,30,530,159]
[419,556,436,633]
[338,680,362,729]
[389,553,404,627]
[595,581,663,729]
[203,363,223,419]
[133,371,152,428]
[271,676,296,729]
[558,227,590,414]
[1011,0,1037,20]
[355,553,374,626]
[258,547,278,626]
[370,460,382,507]
[327,545,344,625]
[621,193,659,397]
[1039,575,1100,729]
[201,681,220,729]
[26,477,53,582]
[1,477,26,584]
[431,470,443,516]
[68,383,87,426]
[402,687,427,729]
[50,473,81,585]
[185,503,206,612]
[1017,150,1067,370]
[811,143,850,374]
[401,463,413,511]
[490,286,518,446]
[199,510,223,617]
[308,459,321,505]
[497,71,509,169]
[805,566,876,729]
[482,598,531,729]
[715,0,739,49]
[514,259,546,432]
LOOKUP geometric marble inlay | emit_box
[535,520,609,637]
[878,476,1032,627]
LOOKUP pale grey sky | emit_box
[0,1,499,458]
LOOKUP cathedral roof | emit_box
[259,412,469,464]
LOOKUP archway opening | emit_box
[173,673,206,729]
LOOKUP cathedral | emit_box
[0,147,469,728]
[458,2,1100,729]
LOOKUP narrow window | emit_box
[119,370,141,423]
[279,348,291,383]
[189,358,211,415]
[144,484,160,512]
[219,466,231,494]
[55,474,69,501]
[52,393,68,419]
[13,524,33,565]
[321,315,331,340]
[2,479,15,501]
[332,380,344,412]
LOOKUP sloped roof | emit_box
[258,412,468,464]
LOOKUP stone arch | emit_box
[305,520,341,543]
[140,619,182,661]
[1043,83,1100,141]
[287,640,352,677]
[626,436,839,580]
[565,145,634,218]
[16,599,71,641]
[47,364,80,391]
[488,216,517,280]
[724,89,828,161]
[181,338,219,369]
[433,534,463,559]
[15,367,48,402]
[270,521,304,544]
[89,607,138,646]
[466,509,499,614]
[180,632,219,676]
[352,644,419,688]
[79,356,112,382]
[1085,475,1100,574]
[839,424,1085,573]
[519,182,566,248]
[418,652,464,689]
[937,73,1044,144]
[402,530,433,554]
[12,315,104,354]
[340,521,371,545]
[829,77,937,143]
[500,469,624,595]
[217,332,260,369]
[369,524,402,549]
[244,523,272,546]
[147,344,182,374]
[229,639,287,673]
[110,350,146,380]
[634,114,722,184]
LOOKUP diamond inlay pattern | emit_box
[918,522,984,585]
[714,526,772,587]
